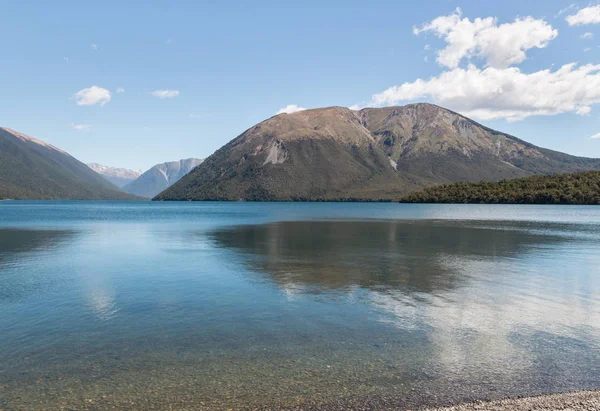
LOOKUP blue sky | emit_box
[1,0,599,170]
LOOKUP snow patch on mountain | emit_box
[88,163,143,179]
[87,163,143,188]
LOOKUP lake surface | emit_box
[1,201,599,409]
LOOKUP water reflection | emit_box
[2,211,600,409]
[209,219,600,402]
[83,277,118,321]
[0,228,76,301]
[209,220,572,294]
[0,228,75,258]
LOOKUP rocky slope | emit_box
[0,127,137,200]
[155,104,600,201]
[123,158,203,198]
[87,163,143,188]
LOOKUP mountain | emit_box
[87,163,143,188]
[401,171,600,205]
[0,127,138,200]
[123,158,203,198]
[155,104,600,201]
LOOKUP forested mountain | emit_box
[0,127,137,200]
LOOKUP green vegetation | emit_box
[0,128,138,200]
[401,171,600,205]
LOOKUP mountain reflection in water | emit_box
[209,220,573,294]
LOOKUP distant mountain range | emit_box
[4,103,600,202]
[122,158,203,198]
[87,163,142,188]
[0,127,137,200]
[155,104,600,201]
[0,127,201,200]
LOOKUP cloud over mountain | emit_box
[276,104,307,114]
[372,63,600,121]
[365,9,600,121]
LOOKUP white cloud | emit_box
[91,44,98,50]
[152,89,180,99]
[348,105,362,111]
[276,104,307,114]
[424,44,431,51]
[424,56,429,63]
[590,133,600,139]
[64,57,69,64]
[70,122,91,132]
[584,47,592,52]
[581,32,594,39]
[576,106,592,115]
[556,4,576,18]
[75,86,111,106]
[414,8,557,69]
[116,88,125,93]
[566,5,600,26]
[353,10,600,122]
[371,63,600,121]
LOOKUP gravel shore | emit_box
[428,391,600,411]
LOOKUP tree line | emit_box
[401,171,600,205]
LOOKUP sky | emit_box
[1,0,600,171]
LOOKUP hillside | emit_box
[0,127,138,200]
[401,171,600,204]
[87,163,143,188]
[155,104,600,201]
[123,158,203,198]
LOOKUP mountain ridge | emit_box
[154,103,600,201]
[0,127,139,200]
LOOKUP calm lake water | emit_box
[1,201,599,409]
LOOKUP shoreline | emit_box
[3,389,599,410]
[284,390,600,411]
[427,390,600,411]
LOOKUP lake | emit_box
[1,201,599,409]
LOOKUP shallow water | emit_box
[1,202,599,409]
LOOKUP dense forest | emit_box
[401,171,600,205]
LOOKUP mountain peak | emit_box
[87,163,144,188]
[88,163,143,176]
[155,104,600,201]
[250,106,371,145]
[123,158,203,198]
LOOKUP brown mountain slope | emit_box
[155,104,600,201]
